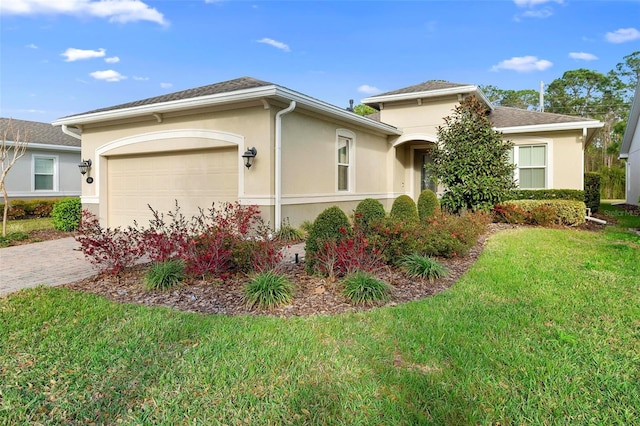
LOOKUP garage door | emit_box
[107,147,238,228]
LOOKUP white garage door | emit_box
[107,147,238,228]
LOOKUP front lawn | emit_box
[1,224,638,424]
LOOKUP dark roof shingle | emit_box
[489,106,592,128]
[0,118,80,147]
[374,80,471,97]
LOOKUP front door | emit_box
[414,148,436,200]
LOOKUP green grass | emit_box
[3,217,54,233]
[1,210,639,424]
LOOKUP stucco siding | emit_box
[626,123,640,205]
[378,96,459,137]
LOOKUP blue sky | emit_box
[1,0,639,123]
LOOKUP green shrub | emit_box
[506,189,585,202]
[370,217,420,265]
[419,212,489,258]
[342,271,392,305]
[401,254,448,282]
[390,195,419,224]
[299,220,313,236]
[305,206,352,274]
[0,231,29,247]
[417,189,439,221]
[354,198,386,233]
[244,271,294,309]
[584,172,601,214]
[51,198,82,231]
[0,199,59,221]
[505,200,586,226]
[145,259,186,290]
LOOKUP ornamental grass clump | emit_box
[342,271,392,305]
[145,259,186,291]
[401,253,448,282]
[244,271,294,310]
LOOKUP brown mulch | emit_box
[61,223,519,318]
[6,229,76,246]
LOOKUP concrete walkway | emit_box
[0,237,96,297]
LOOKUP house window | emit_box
[514,145,546,189]
[337,136,351,191]
[34,156,56,191]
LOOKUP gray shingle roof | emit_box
[0,118,80,147]
[489,106,592,128]
[374,80,471,97]
[66,77,274,118]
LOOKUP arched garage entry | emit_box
[97,129,245,228]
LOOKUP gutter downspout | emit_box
[61,125,82,140]
[275,101,296,231]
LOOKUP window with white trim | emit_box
[513,145,546,189]
[34,156,56,191]
[337,135,351,191]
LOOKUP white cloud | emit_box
[605,28,640,43]
[90,69,126,82]
[491,56,553,72]
[257,38,290,52]
[133,76,149,81]
[105,56,120,63]
[513,0,562,6]
[521,8,553,18]
[62,47,105,62]
[0,0,168,26]
[357,84,381,95]
[26,43,38,49]
[569,52,598,61]
[160,82,173,89]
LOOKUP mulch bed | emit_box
[61,223,519,317]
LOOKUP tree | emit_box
[353,104,376,116]
[480,85,539,110]
[1,119,30,236]
[430,96,515,213]
[615,50,640,94]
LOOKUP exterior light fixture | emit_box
[242,147,257,169]
[78,159,94,184]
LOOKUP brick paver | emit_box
[0,237,96,296]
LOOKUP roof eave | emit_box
[362,85,495,111]
[52,85,401,136]
[496,121,604,134]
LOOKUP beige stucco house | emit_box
[620,80,640,206]
[52,77,602,229]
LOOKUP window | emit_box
[34,156,56,191]
[514,145,546,189]
[337,136,350,191]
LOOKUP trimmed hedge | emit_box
[0,198,60,221]
[390,195,419,224]
[354,198,386,233]
[417,189,439,221]
[506,189,585,202]
[584,172,601,214]
[504,199,586,226]
[51,198,82,231]
[305,206,352,274]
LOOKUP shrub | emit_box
[276,219,304,242]
[419,212,489,258]
[369,217,420,265]
[417,189,439,221]
[244,271,294,309]
[0,199,58,221]
[75,211,143,275]
[354,198,386,233]
[501,200,586,226]
[492,203,530,224]
[305,206,352,274]
[401,254,448,282]
[0,231,29,247]
[584,172,601,214]
[342,271,392,305]
[529,204,559,226]
[390,195,419,224]
[506,189,585,202]
[51,198,82,231]
[145,259,186,291]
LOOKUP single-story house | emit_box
[52,77,602,229]
[1,117,81,201]
[620,80,640,206]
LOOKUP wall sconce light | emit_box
[78,159,94,184]
[242,147,257,169]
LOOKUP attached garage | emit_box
[106,146,239,228]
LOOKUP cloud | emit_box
[160,82,173,89]
[257,38,290,52]
[513,0,561,20]
[133,76,149,81]
[491,56,553,72]
[62,47,105,62]
[26,43,38,49]
[569,52,598,61]
[90,70,126,82]
[605,28,640,43]
[0,0,168,26]
[513,0,562,6]
[357,85,381,95]
[521,8,553,18]
[105,56,120,63]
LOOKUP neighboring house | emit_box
[1,118,81,201]
[52,77,602,229]
[620,80,640,206]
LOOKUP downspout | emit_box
[275,101,296,231]
[61,125,82,140]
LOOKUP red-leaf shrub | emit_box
[419,212,489,258]
[75,210,143,275]
[369,217,420,265]
[314,227,386,279]
[492,203,530,224]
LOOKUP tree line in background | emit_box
[355,51,639,199]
